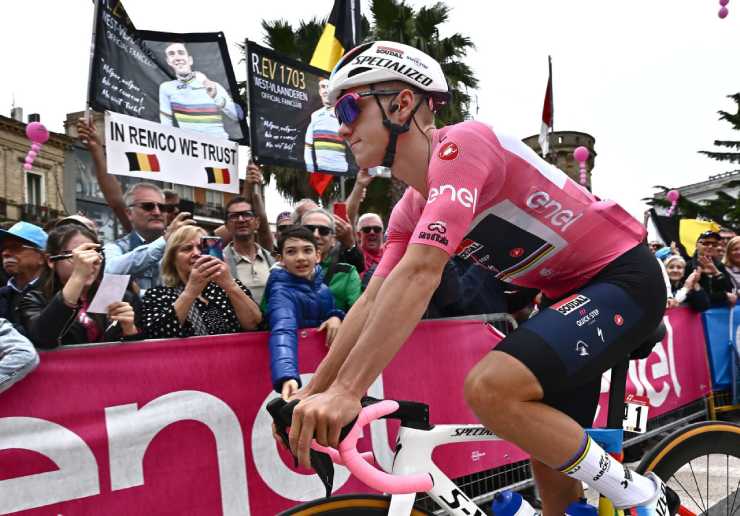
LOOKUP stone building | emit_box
[522,131,597,189]
[0,110,73,227]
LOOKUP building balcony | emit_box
[21,204,63,225]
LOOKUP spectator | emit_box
[356,213,385,278]
[162,189,181,225]
[20,224,141,348]
[346,169,373,227]
[301,209,361,311]
[0,317,40,394]
[222,196,274,305]
[648,241,663,253]
[292,198,319,223]
[77,117,132,233]
[142,226,261,338]
[275,211,293,238]
[214,162,274,252]
[684,231,734,307]
[56,214,98,233]
[0,222,48,334]
[104,182,194,295]
[723,235,740,295]
[265,226,344,399]
[719,228,737,262]
[665,255,710,311]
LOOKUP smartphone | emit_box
[332,202,348,221]
[200,236,224,261]
[178,199,195,218]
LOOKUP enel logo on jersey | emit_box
[428,184,479,210]
[525,191,584,232]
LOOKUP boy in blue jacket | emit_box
[265,226,344,400]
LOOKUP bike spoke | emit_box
[669,472,705,514]
[730,476,739,516]
[687,459,707,512]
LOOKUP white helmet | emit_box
[327,41,450,106]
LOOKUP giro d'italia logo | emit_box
[438,141,459,161]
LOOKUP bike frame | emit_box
[388,423,504,516]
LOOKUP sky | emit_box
[2,1,739,220]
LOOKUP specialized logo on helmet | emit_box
[406,55,429,69]
[353,55,434,87]
[377,45,404,58]
[438,142,459,161]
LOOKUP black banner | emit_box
[88,0,248,144]
[246,41,356,175]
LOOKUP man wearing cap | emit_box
[0,222,48,334]
[684,231,734,307]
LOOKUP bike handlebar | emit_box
[267,397,434,495]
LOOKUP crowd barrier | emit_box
[702,305,740,412]
[0,309,715,515]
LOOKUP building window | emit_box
[206,190,224,207]
[25,171,45,206]
[173,184,194,200]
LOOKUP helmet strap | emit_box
[372,93,426,168]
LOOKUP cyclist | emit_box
[285,41,672,516]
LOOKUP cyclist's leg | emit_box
[529,378,601,514]
[464,244,666,511]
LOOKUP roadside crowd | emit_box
[1,118,739,399]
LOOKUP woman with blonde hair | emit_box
[142,225,261,338]
[723,235,740,300]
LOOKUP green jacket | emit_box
[320,248,361,312]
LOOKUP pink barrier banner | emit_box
[0,320,520,516]
[593,306,712,427]
[0,311,711,515]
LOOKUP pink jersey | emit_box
[375,121,646,299]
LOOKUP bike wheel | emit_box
[278,494,434,515]
[636,421,740,516]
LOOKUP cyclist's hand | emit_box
[281,379,300,401]
[289,387,361,468]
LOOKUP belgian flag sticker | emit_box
[205,167,231,184]
[125,152,160,172]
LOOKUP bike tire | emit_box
[278,494,434,515]
[636,421,740,515]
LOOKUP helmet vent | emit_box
[347,67,372,78]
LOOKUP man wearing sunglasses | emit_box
[284,41,675,516]
[0,222,48,335]
[222,196,274,305]
[356,213,384,279]
[683,230,734,307]
[104,182,194,295]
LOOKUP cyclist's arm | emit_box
[331,243,447,398]
[304,273,385,394]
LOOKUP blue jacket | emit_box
[265,265,344,392]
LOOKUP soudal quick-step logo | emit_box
[551,294,591,316]
[377,45,404,58]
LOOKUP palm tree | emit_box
[252,0,478,216]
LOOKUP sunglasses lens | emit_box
[335,94,360,125]
[160,204,175,213]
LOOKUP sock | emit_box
[557,433,657,508]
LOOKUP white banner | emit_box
[104,111,239,193]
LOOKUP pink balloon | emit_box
[23,163,32,171]
[25,122,49,144]
[666,189,680,202]
[573,146,590,162]
[720,6,729,17]
[720,0,729,6]
[31,143,42,152]
[24,156,34,164]
[28,150,38,159]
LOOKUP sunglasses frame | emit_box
[227,210,256,221]
[129,202,175,213]
[334,89,402,126]
[360,226,383,234]
[304,224,333,237]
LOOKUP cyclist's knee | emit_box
[464,351,543,411]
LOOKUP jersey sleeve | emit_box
[373,188,418,278]
[409,123,505,257]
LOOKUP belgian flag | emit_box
[308,0,361,196]
[125,152,160,172]
[205,167,231,185]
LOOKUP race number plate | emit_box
[623,394,649,433]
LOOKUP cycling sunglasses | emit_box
[304,224,333,237]
[334,89,401,126]
[227,210,255,221]
[129,202,175,213]
[360,226,383,234]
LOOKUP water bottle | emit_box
[491,490,538,516]
[565,498,597,516]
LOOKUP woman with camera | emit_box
[20,224,140,348]
[142,225,261,339]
